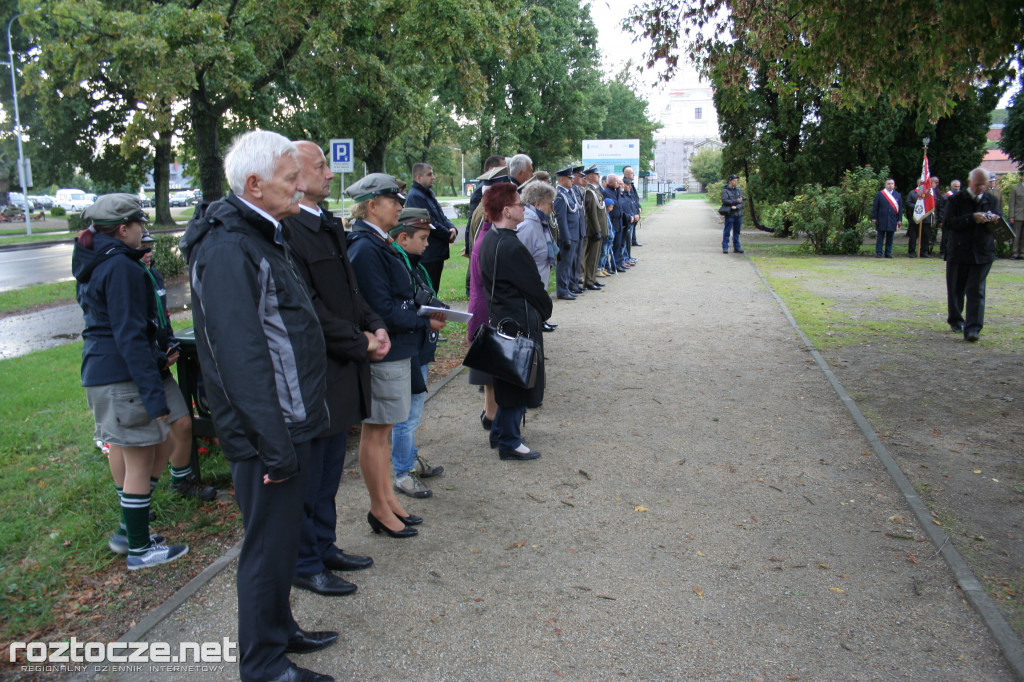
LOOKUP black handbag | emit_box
[463,235,540,388]
[718,205,732,215]
[463,318,539,388]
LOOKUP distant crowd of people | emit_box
[73,129,652,682]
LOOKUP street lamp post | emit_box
[6,13,30,236]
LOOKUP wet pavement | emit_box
[0,281,193,360]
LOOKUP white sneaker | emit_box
[126,543,189,570]
[394,473,433,499]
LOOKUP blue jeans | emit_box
[723,213,742,250]
[391,364,428,477]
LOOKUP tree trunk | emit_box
[153,131,174,226]
[190,85,225,202]
[365,138,388,174]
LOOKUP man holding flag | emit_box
[906,152,936,257]
[871,178,902,258]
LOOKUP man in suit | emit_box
[405,162,459,293]
[944,167,1002,342]
[1009,176,1024,260]
[871,178,902,258]
[283,141,389,598]
[180,130,335,682]
[553,166,582,300]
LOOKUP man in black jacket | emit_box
[944,167,1002,342]
[283,141,390,598]
[180,130,335,682]
[405,163,458,293]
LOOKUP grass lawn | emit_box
[0,342,236,647]
[0,281,78,316]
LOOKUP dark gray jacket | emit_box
[179,194,328,481]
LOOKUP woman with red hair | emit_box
[477,182,553,460]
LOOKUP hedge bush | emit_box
[66,213,86,233]
[50,205,66,217]
[151,234,186,277]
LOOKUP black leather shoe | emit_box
[733,248,745,253]
[585,284,602,291]
[965,330,980,342]
[284,629,339,655]
[498,447,541,461]
[398,513,423,526]
[949,322,964,333]
[633,242,643,247]
[322,551,373,572]
[543,322,556,332]
[292,570,357,597]
[267,662,335,680]
[594,282,605,288]
[480,411,493,431]
[556,294,577,300]
[367,512,418,538]
[570,288,584,294]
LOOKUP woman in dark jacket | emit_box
[72,194,188,570]
[478,182,553,461]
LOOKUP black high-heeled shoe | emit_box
[398,513,423,526]
[480,411,493,431]
[367,512,418,538]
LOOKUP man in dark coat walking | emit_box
[944,167,1002,342]
[283,141,390,598]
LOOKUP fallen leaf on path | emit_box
[697,550,705,557]
[506,539,526,550]
[973,469,982,474]
[634,505,648,513]
[693,587,703,597]
[828,587,845,594]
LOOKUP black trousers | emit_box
[946,261,992,335]
[231,441,310,682]
[295,432,348,577]
[908,220,933,256]
[421,260,445,295]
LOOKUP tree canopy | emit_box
[627,0,1022,120]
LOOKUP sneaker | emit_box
[109,532,166,555]
[414,455,444,478]
[171,474,218,501]
[394,473,432,498]
[126,543,189,570]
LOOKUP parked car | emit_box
[8,192,37,211]
[169,191,197,207]
[27,195,53,209]
[136,194,154,208]
[55,188,95,212]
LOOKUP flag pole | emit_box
[917,138,930,258]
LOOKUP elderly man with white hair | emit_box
[943,167,1003,343]
[180,129,336,682]
[508,153,534,187]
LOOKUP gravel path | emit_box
[89,199,1012,681]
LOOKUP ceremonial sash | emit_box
[882,190,898,213]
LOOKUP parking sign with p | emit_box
[329,139,354,173]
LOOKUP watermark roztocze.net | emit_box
[9,637,236,672]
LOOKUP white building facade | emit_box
[652,70,722,192]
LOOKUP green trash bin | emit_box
[656,193,664,206]
[174,328,218,480]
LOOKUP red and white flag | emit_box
[912,154,935,224]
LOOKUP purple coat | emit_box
[467,219,493,340]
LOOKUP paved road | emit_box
[0,242,75,292]
[85,198,1015,681]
